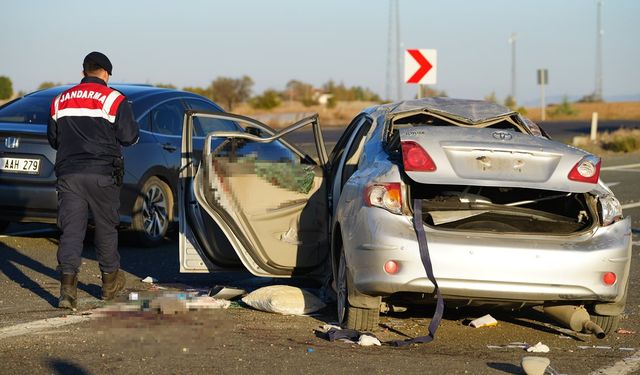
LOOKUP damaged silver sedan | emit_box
[178,98,631,335]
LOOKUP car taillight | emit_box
[364,183,402,214]
[568,156,601,183]
[401,141,436,172]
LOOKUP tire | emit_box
[132,177,173,247]
[337,247,379,331]
[590,313,620,335]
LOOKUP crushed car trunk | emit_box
[386,109,601,235]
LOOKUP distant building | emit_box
[314,91,333,106]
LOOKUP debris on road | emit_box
[577,345,612,350]
[241,285,326,315]
[521,356,551,375]
[358,334,382,347]
[469,314,498,328]
[316,325,381,347]
[526,342,550,353]
[208,285,246,300]
[486,342,529,350]
[186,296,231,310]
[141,276,158,283]
[615,328,636,335]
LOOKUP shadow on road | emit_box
[486,362,522,374]
[48,359,90,375]
[0,239,100,307]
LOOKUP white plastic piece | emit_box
[358,334,381,346]
[321,324,342,332]
[141,276,158,283]
[469,314,498,328]
[241,285,326,316]
[521,356,551,375]
[526,342,550,353]
[185,296,230,310]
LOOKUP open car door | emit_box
[179,111,330,278]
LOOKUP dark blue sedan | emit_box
[0,84,239,246]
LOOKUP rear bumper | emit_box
[0,183,57,223]
[344,207,632,304]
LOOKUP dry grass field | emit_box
[238,100,640,128]
[234,100,378,128]
[525,101,640,122]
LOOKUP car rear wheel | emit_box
[337,247,379,331]
[132,177,173,247]
[589,313,620,335]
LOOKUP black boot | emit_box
[101,269,125,300]
[59,273,78,311]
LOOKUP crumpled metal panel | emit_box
[390,97,516,124]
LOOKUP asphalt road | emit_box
[0,132,639,374]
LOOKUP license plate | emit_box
[0,157,40,174]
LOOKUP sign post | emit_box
[405,49,437,99]
[537,69,548,121]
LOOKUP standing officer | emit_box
[47,51,139,310]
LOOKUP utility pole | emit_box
[595,0,603,101]
[385,0,393,101]
[509,32,517,102]
[394,0,402,101]
[385,0,402,102]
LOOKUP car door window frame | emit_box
[150,98,188,138]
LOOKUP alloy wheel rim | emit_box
[141,184,168,238]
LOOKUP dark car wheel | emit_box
[132,176,173,247]
[337,247,379,331]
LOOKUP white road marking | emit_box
[0,314,92,339]
[589,349,640,375]
[0,228,57,238]
[601,163,640,171]
[621,202,640,210]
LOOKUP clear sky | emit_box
[3,0,639,105]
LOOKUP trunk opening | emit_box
[409,184,596,234]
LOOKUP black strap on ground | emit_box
[391,199,445,347]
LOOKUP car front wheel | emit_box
[337,247,379,331]
[132,176,173,247]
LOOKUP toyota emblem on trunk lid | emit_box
[492,131,513,141]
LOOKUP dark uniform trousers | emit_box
[56,173,120,274]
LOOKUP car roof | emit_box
[25,83,221,118]
[368,97,517,125]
